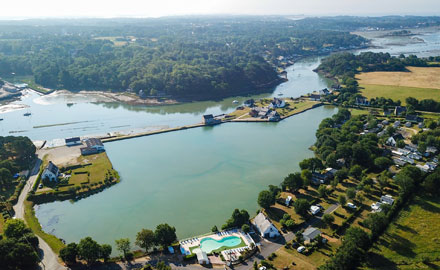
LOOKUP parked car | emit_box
[38,184,43,189]
[347,202,357,209]
[297,246,306,253]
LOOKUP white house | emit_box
[252,213,280,238]
[194,248,209,264]
[268,98,285,109]
[302,227,321,242]
[42,161,60,182]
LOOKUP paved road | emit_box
[13,157,67,270]
[324,203,339,215]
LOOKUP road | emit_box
[13,156,67,270]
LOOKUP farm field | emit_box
[356,67,440,105]
[363,194,440,270]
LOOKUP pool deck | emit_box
[179,229,254,256]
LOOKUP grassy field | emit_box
[356,67,440,90]
[359,84,440,105]
[356,67,440,104]
[24,200,65,254]
[363,194,440,270]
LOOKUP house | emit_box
[355,96,370,106]
[268,98,285,109]
[252,213,280,238]
[406,115,424,123]
[393,121,401,128]
[394,106,407,116]
[405,122,412,127]
[203,114,220,125]
[336,158,345,166]
[381,119,389,125]
[302,227,321,242]
[285,196,292,206]
[80,147,98,156]
[311,172,328,185]
[42,161,60,182]
[244,99,255,107]
[426,146,438,155]
[371,202,382,213]
[65,137,81,146]
[386,133,404,147]
[138,89,147,99]
[381,195,394,205]
[319,88,330,96]
[416,164,430,173]
[268,111,281,122]
[194,248,209,265]
[309,94,321,101]
[324,168,337,179]
[85,138,105,152]
[249,109,259,117]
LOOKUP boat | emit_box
[0,118,3,121]
[232,100,239,104]
[23,112,31,116]
[278,93,284,96]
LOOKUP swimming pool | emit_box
[199,236,243,253]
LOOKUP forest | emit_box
[0,16,371,100]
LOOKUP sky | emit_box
[0,0,439,19]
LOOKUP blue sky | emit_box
[1,0,439,19]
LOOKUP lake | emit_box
[35,105,337,246]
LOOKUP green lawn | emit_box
[360,84,440,105]
[364,194,440,269]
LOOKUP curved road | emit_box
[13,156,67,270]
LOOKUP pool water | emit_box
[199,236,242,253]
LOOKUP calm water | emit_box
[35,105,337,247]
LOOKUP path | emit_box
[13,156,67,270]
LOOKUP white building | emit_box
[65,137,81,146]
[380,195,394,205]
[285,196,292,206]
[252,213,280,238]
[194,248,209,264]
[42,161,60,182]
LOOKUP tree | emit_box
[115,238,131,258]
[335,168,348,182]
[154,224,177,248]
[346,188,356,200]
[282,173,304,193]
[0,239,40,270]
[364,212,388,237]
[374,157,392,171]
[211,225,218,232]
[4,219,30,239]
[136,229,155,252]
[242,224,250,233]
[60,243,78,265]
[100,244,112,262]
[318,185,327,198]
[394,174,415,196]
[338,194,347,206]
[293,199,310,217]
[156,261,172,270]
[222,209,250,229]
[301,169,312,188]
[285,219,295,230]
[424,172,440,195]
[299,158,324,172]
[322,214,335,227]
[78,237,101,266]
[258,190,275,209]
[349,165,363,179]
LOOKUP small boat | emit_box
[232,100,239,104]
[278,93,284,96]
[23,112,31,116]
[0,118,3,121]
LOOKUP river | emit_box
[14,28,440,249]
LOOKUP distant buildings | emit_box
[355,96,370,106]
[394,106,407,116]
[268,98,285,109]
[42,161,60,182]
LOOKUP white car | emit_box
[347,203,357,209]
[297,246,306,253]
